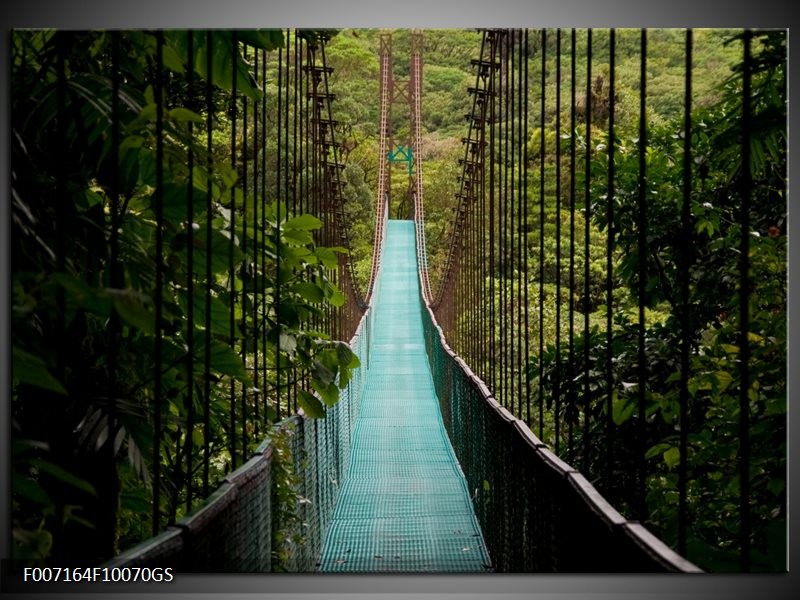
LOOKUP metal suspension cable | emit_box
[498,31,511,408]
[678,27,693,559]
[636,27,648,522]
[567,28,577,464]
[252,45,261,438]
[604,27,616,494]
[430,31,488,331]
[367,35,392,304]
[738,28,753,572]
[275,38,283,421]
[185,30,196,511]
[152,31,164,536]
[583,29,593,472]
[320,39,369,334]
[411,31,432,305]
[488,32,498,396]
[523,29,531,426]
[515,27,524,419]
[583,28,593,474]
[284,29,295,414]
[537,28,546,441]
[203,30,214,498]
[260,44,269,430]
[240,42,249,462]
[229,31,240,456]
[554,28,562,454]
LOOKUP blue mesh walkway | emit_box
[318,220,491,572]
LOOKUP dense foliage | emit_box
[529,30,786,571]
[11,29,358,564]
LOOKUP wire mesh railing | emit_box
[418,291,699,572]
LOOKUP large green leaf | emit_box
[611,391,634,426]
[285,214,322,231]
[279,332,298,356]
[12,527,53,560]
[315,247,339,270]
[160,35,185,74]
[178,288,232,337]
[290,282,325,304]
[26,459,96,496]
[193,31,262,101]
[194,333,251,384]
[191,228,246,276]
[12,347,67,395]
[311,379,339,407]
[662,446,681,470]
[12,474,53,506]
[312,357,336,386]
[153,183,209,226]
[336,342,360,369]
[297,390,326,419]
[168,107,203,123]
[328,287,346,308]
[50,273,113,319]
[283,227,314,246]
[237,30,285,51]
[106,288,156,334]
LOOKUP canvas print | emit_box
[8,27,786,575]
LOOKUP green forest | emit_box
[9,27,786,573]
[11,29,361,567]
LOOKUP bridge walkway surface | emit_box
[318,220,491,572]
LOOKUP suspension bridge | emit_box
[9,28,785,574]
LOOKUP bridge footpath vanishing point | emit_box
[318,221,491,572]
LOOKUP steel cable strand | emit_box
[431,30,489,313]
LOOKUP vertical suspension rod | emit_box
[738,28,753,572]
[554,28,562,454]
[583,28,593,473]
[523,29,531,426]
[678,27,693,559]
[152,30,165,535]
[229,31,239,466]
[568,28,577,462]
[203,30,213,497]
[185,30,196,510]
[605,27,616,493]
[636,28,648,521]
[537,27,546,441]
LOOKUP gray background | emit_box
[1,1,795,598]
